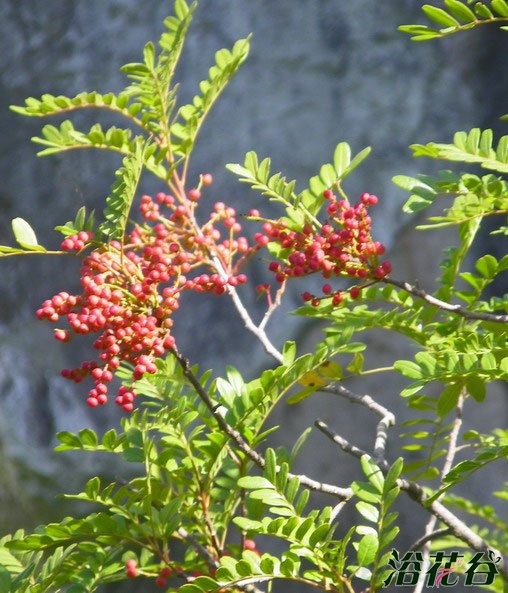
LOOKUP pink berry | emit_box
[126,567,138,579]
[54,329,70,342]
[244,539,257,551]
[61,238,74,251]
[201,173,213,186]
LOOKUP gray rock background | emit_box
[0,0,506,587]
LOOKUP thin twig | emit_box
[413,516,438,593]
[321,385,396,465]
[258,281,286,331]
[177,527,218,570]
[382,277,508,323]
[330,500,349,523]
[410,528,452,551]
[226,283,283,362]
[172,348,351,499]
[441,392,465,478]
[208,253,283,363]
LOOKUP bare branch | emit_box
[382,277,508,323]
[177,527,218,570]
[330,500,349,523]
[441,391,465,478]
[315,420,370,461]
[413,516,438,593]
[172,348,351,499]
[321,385,396,465]
[410,528,452,552]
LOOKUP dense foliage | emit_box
[0,2,507,592]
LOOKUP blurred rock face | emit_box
[0,0,505,530]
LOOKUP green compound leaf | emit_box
[31,120,166,179]
[427,442,508,503]
[227,151,298,212]
[297,144,371,217]
[400,1,508,40]
[98,140,146,241]
[171,37,250,158]
[121,0,196,136]
[10,91,141,123]
[411,129,508,173]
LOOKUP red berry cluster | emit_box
[123,540,260,586]
[156,566,172,587]
[60,231,94,252]
[37,174,256,411]
[124,558,173,584]
[257,191,392,306]
[125,559,138,579]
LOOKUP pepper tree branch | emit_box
[314,420,507,580]
[382,277,508,323]
[320,384,396,465]
[171,347,351,500]
[441,392,465,478]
